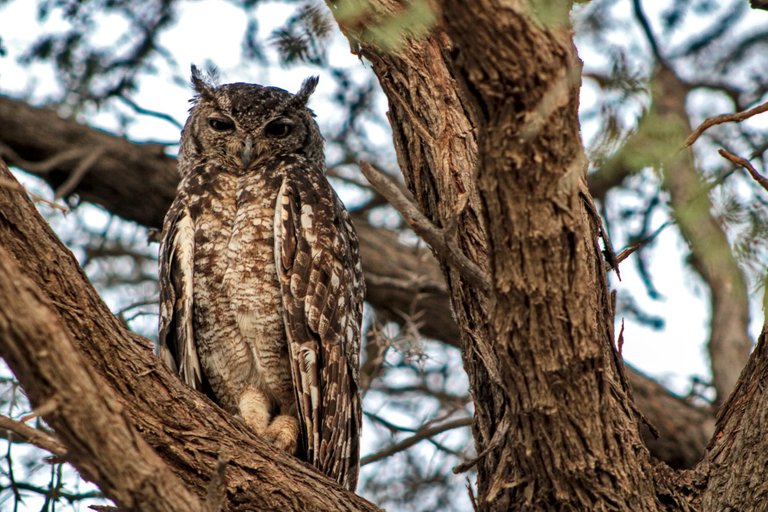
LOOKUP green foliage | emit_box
[272,2,334,65]
[330,0,436,51]
[530,0,573,28]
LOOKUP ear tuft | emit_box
[294,76,319,105]
[189,64,219,102]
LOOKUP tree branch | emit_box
[0,244,206,512]
[685,98,768,148]
[359,161,489,291]
[361,418,472,467]
[718,148,768,192]
[0,161,380,511]
[0,414,67,459]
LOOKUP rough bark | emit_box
[327,1,694,509]
[0,244,206,512]
[0,161,380,512]
[696,326,768,509]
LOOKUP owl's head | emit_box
[178,65,324,175]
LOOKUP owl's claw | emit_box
[264,415,299,455]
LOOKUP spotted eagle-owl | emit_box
[157,66,364,490]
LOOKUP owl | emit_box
[157,65,364,491]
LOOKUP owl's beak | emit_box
[240,135,255,168]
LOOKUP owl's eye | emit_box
[264,119,293,138]
[208,117,235,132]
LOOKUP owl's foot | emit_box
[265,415,299,454]
[239,388,299,454]
[239,387,271,434]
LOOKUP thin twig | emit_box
[632,0,664,63]
[359,161,490,291]
[685,99,768,148]
[0,176,69,214]
[117,95,184,130]
[361,418,472,466]
[11,481,102,503]
[718,148,768,193]
[0,414,67,458]
[55,147,106,199]
[0,143,85,175]
[466,477,478,512]
[614,221,672,264]
[19,396,60,423]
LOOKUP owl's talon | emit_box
[265,415,299,455]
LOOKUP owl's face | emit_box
[179,67,324,176]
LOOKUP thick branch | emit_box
[0,162,380,512]
[0,95,177,228]
[627,367,713,469]
[0,244,206,512]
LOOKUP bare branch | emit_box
[359,161,490,292]
[0,414,67,458]
[54,147,106,199]
[718,148,768,193]
[361,418,472,466]
[116,95,184,130]
[632,0,664,63]
[685,99,768,147]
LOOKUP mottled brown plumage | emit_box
[157,66,364,490]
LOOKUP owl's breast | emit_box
[222,177,283,322]
[185,168,290,410]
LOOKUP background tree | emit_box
[0,0,767,510]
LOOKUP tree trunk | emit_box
[327,0,762,509]
[328,1,672,509]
